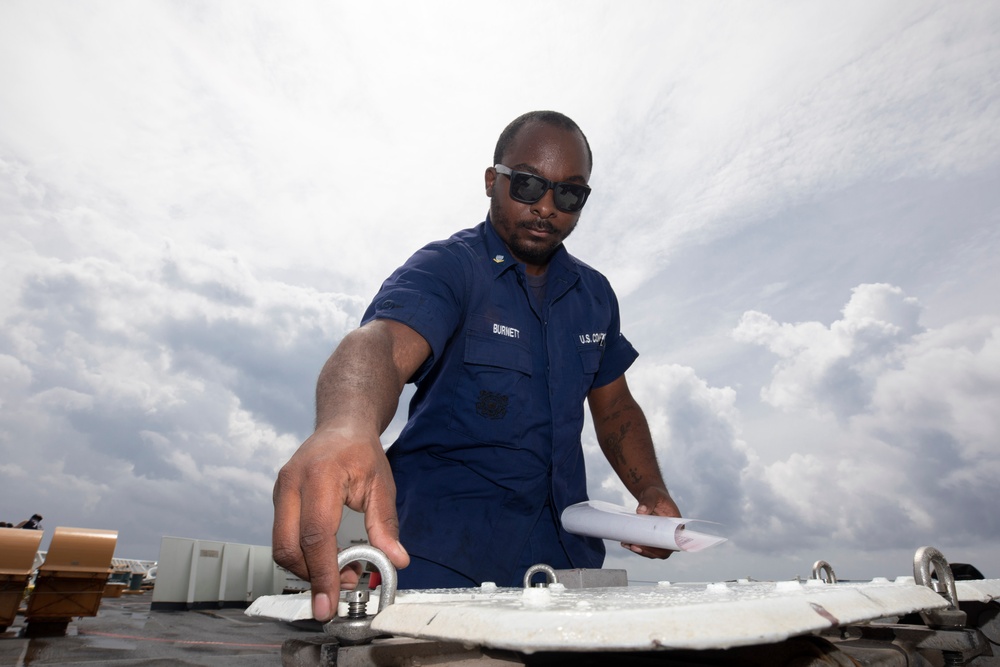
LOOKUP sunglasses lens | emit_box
[553,183,589,212]
[502,168,591,212]
[509,173,548,203]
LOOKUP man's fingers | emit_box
[637,486,682,519]
[621,488,682,560]
[339,561,363,590]
[621,541,675,559]
[363,478,410,570]
[272,468,307,581]
[298,489,345,622]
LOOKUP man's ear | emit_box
[484,166,496,197]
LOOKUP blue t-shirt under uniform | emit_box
[361,217,639,585]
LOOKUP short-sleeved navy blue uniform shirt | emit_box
[361,218,639,586]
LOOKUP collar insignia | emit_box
[493,254,505,264]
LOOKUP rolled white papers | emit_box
[561,500,726,552]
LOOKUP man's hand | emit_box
[620,485,681,559]
[272,428,410,622]
[273,320,429,621]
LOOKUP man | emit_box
[273,111,680,622]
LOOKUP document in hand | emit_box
[561,500,727,552]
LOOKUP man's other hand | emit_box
[620,485,681,559]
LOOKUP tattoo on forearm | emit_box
[604,409,623,423]
[627,467,642,485]
[603,421,632,466]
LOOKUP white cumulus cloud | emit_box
[734,283,924,418]
[733,284,1000,551]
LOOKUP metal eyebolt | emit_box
[323,545,398,645]
[523,563,558,588]
[913,546,967,629]
[811,560,838,584]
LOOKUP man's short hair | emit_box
[493,111,593,173]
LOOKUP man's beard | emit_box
[490,200,575,267]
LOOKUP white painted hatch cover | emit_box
[369,579,954,653]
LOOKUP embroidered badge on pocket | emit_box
[476,390,509,419]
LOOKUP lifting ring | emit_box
[336,544,397,611]
[811,560,837,584]
[523,564,558,588]
[913,546,958,610]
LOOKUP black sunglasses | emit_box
[494,164,591,213]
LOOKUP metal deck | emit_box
[0,590,297,666]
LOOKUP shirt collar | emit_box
[481,214,578,285]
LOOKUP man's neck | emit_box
[525,269,547,305]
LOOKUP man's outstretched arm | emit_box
[588,375,681,559]
[272,319,430,621]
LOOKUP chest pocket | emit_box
[577,345,603,388]
[465,333,532,373]
[446,325,532,448]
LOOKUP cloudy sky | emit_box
[2,1,998,585]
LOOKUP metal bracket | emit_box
[913,546,967,629]
[811,560,838,584]
[523,564,558,588]
[322,545,398,646]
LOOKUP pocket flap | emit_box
[464,333,532,375]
